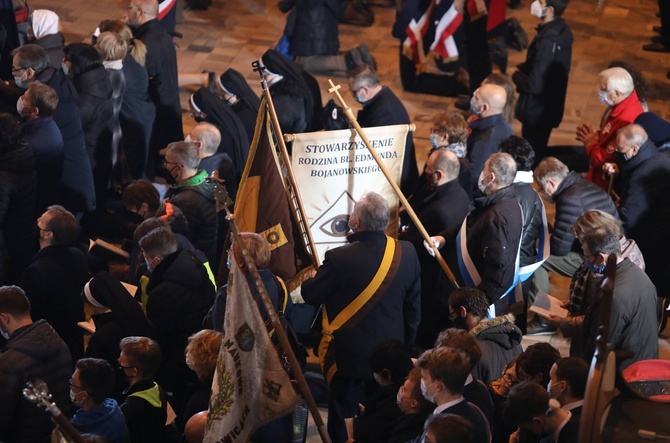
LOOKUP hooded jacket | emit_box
[72,398,128,443]
[513,17,573,128]
[0,320,72,442]
[471,314,523,384]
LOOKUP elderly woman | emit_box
[28,9,64,69]
[177,329,222,431]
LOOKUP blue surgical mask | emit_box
[585,259,606,275]
[14,72,27,89]
[598,90,613,107]
[145,257,154,273]
[429,133,442,148]
[470,98,482,116]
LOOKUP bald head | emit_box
[184,411,208,443]
[127,0,157,26]
[474,84,507,117]
[427,148,460,186]
[188,122,221,158]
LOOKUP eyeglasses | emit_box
[502,372,518,385]
[162,159,181,168]
[430,128,443,134]
[448,310,458,321]
[11,66,26,73]
[127,4,141,10]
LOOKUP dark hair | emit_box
[368,339,413,384]
[0,286,31,317]
[123,179,160,213]
[581,227,621,257]
[503,381,553,425]
[425,414,474,443]
[499,136,535,172]
[11,44,49,74]
[515,343,560,387]
[434,328,482,368]
[545,0,569,16]
[0,113,23,153]
[417,347,471,395]
[119,336,162,378]
[75,358,115,403]
[608,60,646,102]
[63,43,103,77]
[133,217,170,243]
[139,227,178,258]
[554,357,589,398]
[45,205,79,245]
[448,287,489,319]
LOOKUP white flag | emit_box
[204,256,300,443]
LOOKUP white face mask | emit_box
[530,0,547,18]
[420,378,437,404]
[16,97,24,115]
[62,63,70,76]
[145,257,154,273]
[0,323,9,340]
[478,172,491,194]
[70,389,82,406]
[14,72,27,89]
[598,90,614,106]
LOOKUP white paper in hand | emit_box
[529,291,568,319]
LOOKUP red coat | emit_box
[586,91,643,190]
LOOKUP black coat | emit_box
[280,0,346,57]
[20,245,88,362]
[166,172,219,266]
[72,65,113,170]
[513,18,573,128]
[20,116,64,216]
[146,247,215,401]
[133,19,184,150]
[354,382,403,443]
[463,377,494,426]
[387,411,430,443]
[471,314,523,384]
[302,230,421,379]
[467,114,513,190]
[0,141,37,283]
[512,181,544,266]
[34,32,65,70]
[120,53,155,180]
[441,186,524,305]
[35,67,95,213]
[551,171,618,256]
[120,379,169,443]
[0,320,72,443]
[358,86,418,194]
[616,140,670,293]
[400,178,469,347]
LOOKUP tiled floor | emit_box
[37,0,670,439]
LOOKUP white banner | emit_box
[204,256,299,443]
[290,125,410,263]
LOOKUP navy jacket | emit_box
[513,18,573,128]
[467,114,513,190]
[302,230,421,379]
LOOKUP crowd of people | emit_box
[1,0,670,442]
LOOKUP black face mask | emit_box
[156,166,178,185]
[615,151,629,163]
[452,315,468,331]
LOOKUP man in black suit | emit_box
[128,0,183,175]
[415,346,491,443]
[503,381,579,443]
[302,191,421,443]
[348,65,418,194]
[548,357,588,418]
[20,205,88,363]
[400,148,469,348]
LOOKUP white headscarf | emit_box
[31,10,60,40]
